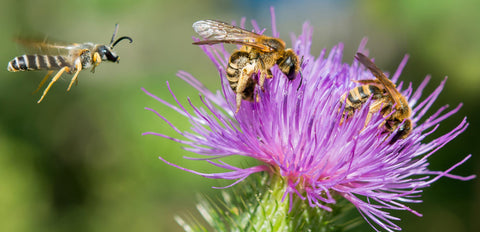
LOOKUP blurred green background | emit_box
[0,0,478,231]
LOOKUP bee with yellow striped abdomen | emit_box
[340,53,412,143]
[192,20,301,113]
[7,24,132,103]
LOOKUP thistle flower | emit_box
[143,9,475,231]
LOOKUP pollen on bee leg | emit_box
[258,71,266,92]
[234,65,255,113]
[235,93,242,113]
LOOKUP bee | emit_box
[7,24,133,103]
[341,52,412,143]
[192,20,301,113]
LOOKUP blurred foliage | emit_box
[0,0,477,232]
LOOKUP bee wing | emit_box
[355,52,403,105]
[192,20,272,52]
[14,38,81,56]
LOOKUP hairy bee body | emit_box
[7,25,132,103]
[341,53,412,143]
[193,20,300,113]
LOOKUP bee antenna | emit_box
[112,36,133,48]
[296,56,305,91]
[296,70,303,91]
[110,24,120,45]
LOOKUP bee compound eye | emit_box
[103,49,118,62]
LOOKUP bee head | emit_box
[101,24,133,63]
[97,45,120,63]
[277,49,299,80]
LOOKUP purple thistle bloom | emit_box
[143,8,475,232]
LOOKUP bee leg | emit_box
[32,70,54,94]
[256,68,271,102]
[363,112,373,129]
[365,99,389,129]
[255,71,265,103]
[259,69,273,92]
[235,75,248,113]
[257,59,269,92]
[235,93,242,113]
[91,52,102,73]
[235,64,256,113]
[67,61,83,91]
[37,67,70,103]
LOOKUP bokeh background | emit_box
[0,0,478,231]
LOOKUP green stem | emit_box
[176,172,358,232]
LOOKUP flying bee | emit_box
[7,24,133,103]
[192,20,301,113]
[340,52,412,143]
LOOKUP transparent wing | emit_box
[355,52,403,105]
[14,38,82,56]
[192,20,271,51]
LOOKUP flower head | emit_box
[143,8,475,231]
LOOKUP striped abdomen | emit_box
[226,51,256,101]
[7,55,70,72]
[226,52,249,88]
[341,85,384,112]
